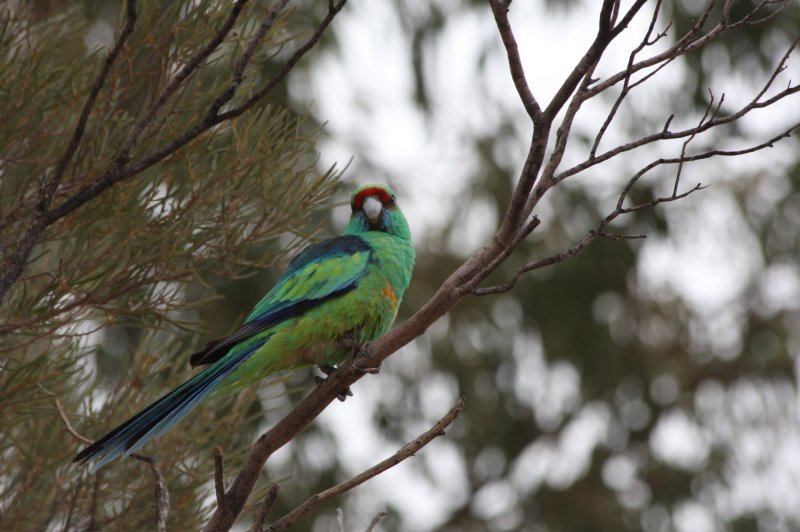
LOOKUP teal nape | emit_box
[73,184,415,471]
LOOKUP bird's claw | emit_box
[315,366,353,402]
[336,388,354,402]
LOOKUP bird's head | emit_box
[346,184,411,240]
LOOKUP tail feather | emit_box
[73,337,267,471]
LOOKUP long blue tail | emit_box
[73,338,265,471]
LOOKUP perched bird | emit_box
[73,184,414,471]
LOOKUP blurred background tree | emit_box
[2,1,800,531]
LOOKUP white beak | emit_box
[363,196,383,224]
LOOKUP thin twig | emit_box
[590,0,665,158]
[556,36,800,183]
[138,456,170,532]
[264,398,465,532]
[207,0,292,119]
[54,398,93,444]
[248,484,280,532]
[586,0,788,100]
[364,512,387,532]
[672,89,721,196]
[470,187,704,296]
[43,0,138,207]
[214,446,226,504]
[542,0,647,122]
[488,0,541,119]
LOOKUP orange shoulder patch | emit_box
[381,284,398,307]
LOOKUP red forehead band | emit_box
[352,187,394,210]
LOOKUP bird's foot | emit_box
[338,332,367,357]
[315,365,353,402]
[338,334,376,362]
[336,334,380,373]
[347,340,381,375]
[319,364,337,376]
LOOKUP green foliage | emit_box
[0,2,338,529]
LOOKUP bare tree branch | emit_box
[493,0,646,254]
[542,0,647,123]
[471,124,795,296]
[261,398,465,532]
[556,36,800,183]
[469,185,704,297]
[586,0,790,100]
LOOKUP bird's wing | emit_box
[190,235,372,367]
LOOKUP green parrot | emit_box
[73,184,414,471]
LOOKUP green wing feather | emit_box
[190,235,372,366]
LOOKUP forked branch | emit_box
[263,398,465,532]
